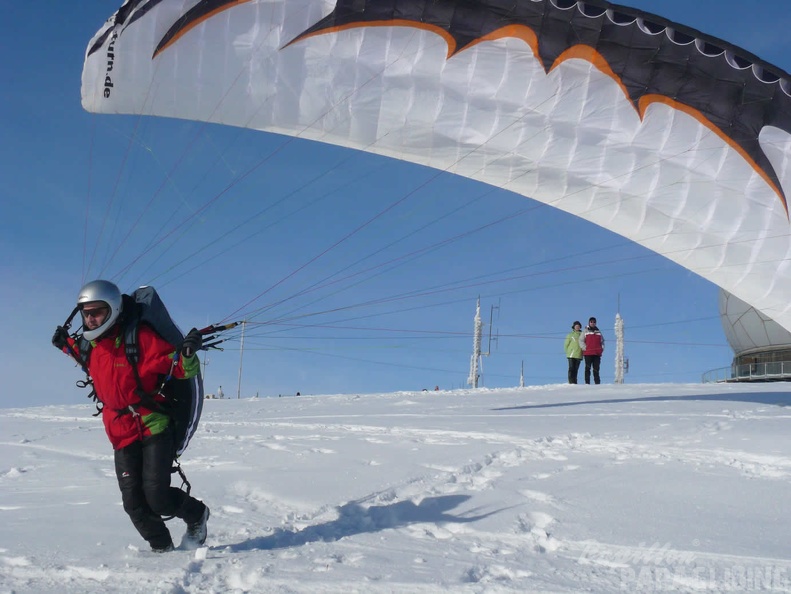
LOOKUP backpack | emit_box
[80,286,204,457]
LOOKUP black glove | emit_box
[181,328,203,358]
[52,326,69,350]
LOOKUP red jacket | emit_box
[580,327,604,356]
[66,324,195,450]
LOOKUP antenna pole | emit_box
[484,300,500,356]
[237,320,246,399]
[201,350,209,386]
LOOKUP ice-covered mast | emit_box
[468,298,483,388]
[614,311,625,384]
[468,298,500,388]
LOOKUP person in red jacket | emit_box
[579,316,605,385]
[52,280,209,553]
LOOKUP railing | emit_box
[702,361,791,383]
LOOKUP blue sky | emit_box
[3,1,791,406]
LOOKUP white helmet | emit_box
[77,280,123,341]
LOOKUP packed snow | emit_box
[2,382,791,593]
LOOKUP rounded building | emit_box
[718,289,791,381]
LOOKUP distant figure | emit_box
[580,317,605,384]
[217,385,224,399]
[563,321,583,384]
[434,386,439,391]
[296,391,301,396]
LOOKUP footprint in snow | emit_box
[517,511,561,553]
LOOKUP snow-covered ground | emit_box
[2,382,791,593]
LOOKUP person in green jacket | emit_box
[564,321,583,384]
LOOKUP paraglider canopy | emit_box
[82,0,791,331]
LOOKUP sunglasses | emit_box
[81,306,109,319]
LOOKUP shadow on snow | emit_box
[225,494,499,552]
[493,390,791,411]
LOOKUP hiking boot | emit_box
[151,541,175,553]
[183,506,210,547]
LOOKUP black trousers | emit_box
[114,429,205,548]
[567,358,581,384]
[584,354,601,384]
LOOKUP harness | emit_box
[123,321,179,419]
[75,319,167,415]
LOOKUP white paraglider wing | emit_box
[82,0,791,330]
